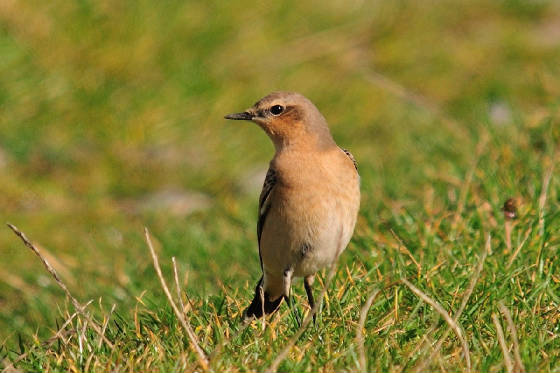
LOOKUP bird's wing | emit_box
[257,167,277,269]
[341,148,358,171]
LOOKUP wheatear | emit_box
[225,92,360,319]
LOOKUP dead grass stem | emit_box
[492,313,514,373]
[356,288,381,372]
[402,278,471,373]
[498,302,525,373]
[144,228,210,372]
[7,224,113,349]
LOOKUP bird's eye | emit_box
[270,105,284,115]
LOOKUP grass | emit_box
[1,0,559,371]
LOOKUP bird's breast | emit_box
[260,150,360,277]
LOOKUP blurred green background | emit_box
[1,0,559,346]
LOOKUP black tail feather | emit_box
[244,277,283,319]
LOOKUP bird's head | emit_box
[225,91,335,151]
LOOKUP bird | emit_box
[225,91,360,320]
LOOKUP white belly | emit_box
[259,177,359,278]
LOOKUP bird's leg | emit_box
[284,292,297,326]
[259,283,265,321]
[304,275,316,324]
[283,268,300,326]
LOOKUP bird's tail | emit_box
[243,276,283,319]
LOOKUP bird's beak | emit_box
[224,111,254,121]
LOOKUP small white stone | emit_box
[489,101,512,126]
[136,188,212,216]
[37,275,51,288]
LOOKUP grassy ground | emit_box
[1,0,559,371]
